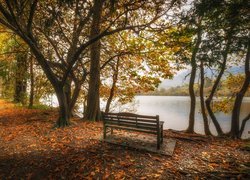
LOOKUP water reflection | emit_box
[135,96,250,139]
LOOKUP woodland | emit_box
[0,0,249,179]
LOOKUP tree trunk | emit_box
[186,25,202,133]
[28,55,34,108]
[85,0,103,121]
[14,51,28,105]
[55,87,70,127]
[205,33,233,136]
[239,113,250,138]
[231,41,250,138]
[64,79,72,115]
[69,72,87,116]
[69,82,81,116]
[105,58,120,113]
[199,60,212,135]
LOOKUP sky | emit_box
[159,65,245,89]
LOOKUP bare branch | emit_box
[27,0,38,33]
[35,26,65,65]
[55,18,72,46]
[100,52,129,70]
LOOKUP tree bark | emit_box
[28,54,34,108]
[55,87,70,127]
[186,25,202,133]
[199,59,212,135]
[239,113,250,138]
[64,79,72,115]
[85,0,103,121]
[231,41,250,138]
[105,58,120,113]
[14,51,28,105]
[69,73,87,116]
[205,33,233,136]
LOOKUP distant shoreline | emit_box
[136,94,250,98]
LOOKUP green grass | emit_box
[28,104,54,110]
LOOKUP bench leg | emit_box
[157,140,160,150]
[111,127,113,135]
[157,133,160,150]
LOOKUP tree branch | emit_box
[27,0,38,33]
[34,26,67,67]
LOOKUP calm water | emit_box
[134,96,250,139]
[44,95,250,138]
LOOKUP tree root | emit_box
[53,118,71,129]
[166,129,210,142]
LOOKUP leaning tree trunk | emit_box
[28,54,34,108]
[69,73,87,116]
[205,68,225,136]
[186,25,202,133]
[199,60,212,135]
[105,58,120,113]
[14,51,28,105]
[239,113,250,138]
[230,40,250,138]
[205,33,233,136]
[85,0,103,121]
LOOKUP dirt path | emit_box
[0,100,249,179]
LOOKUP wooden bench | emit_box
[102,112,164,149]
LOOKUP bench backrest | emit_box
[102,112,159,132]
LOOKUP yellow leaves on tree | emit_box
[213,74,250,113]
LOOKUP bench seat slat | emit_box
[103,116,158,123]
[105,120,158,131]
[104,118,157,126]
[104,112,157,119]
[105,125,158,134]
[104,119,158,127]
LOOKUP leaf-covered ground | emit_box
[0,100,249,179]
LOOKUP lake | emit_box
[134,96,250,139]
[43,95,250,139]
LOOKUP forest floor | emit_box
[0,99,249,179]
